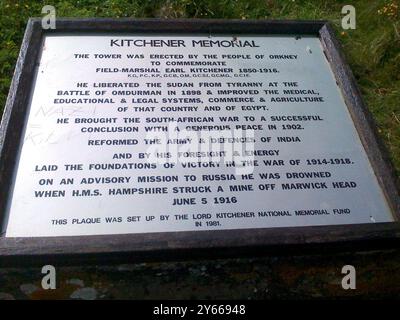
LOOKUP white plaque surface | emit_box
[4,34,393,237]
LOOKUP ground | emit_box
[0,0,399,299]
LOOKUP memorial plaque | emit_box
[0,19,399,264]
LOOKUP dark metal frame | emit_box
[0,18,399,266]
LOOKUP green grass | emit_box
[0,0,399,176]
